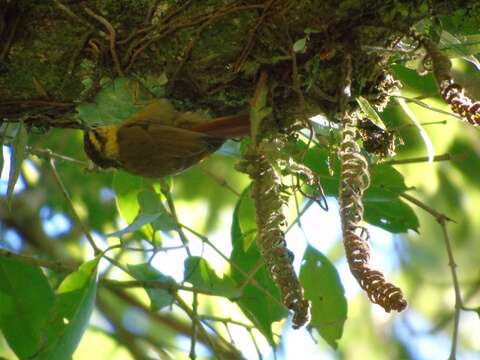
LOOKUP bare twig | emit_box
[400,191,464,360]
[380,153,465,166]
[0,248,77,273]
[48,158,100,254]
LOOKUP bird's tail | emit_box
[190,112,250,138]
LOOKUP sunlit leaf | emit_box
[440,31,480,70]
[128,263,175,311]
[356,96,387,130]
[184,257,240,299]
[113,171,147,224]
[300,246,347,349]
[36,256,100,360]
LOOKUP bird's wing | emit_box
[117,123,224,177]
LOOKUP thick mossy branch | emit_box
[2,1,470,126]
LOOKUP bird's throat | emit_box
[84,126,121,168]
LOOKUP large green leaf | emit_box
[303,145,418,232]
[0,256,55,359]
[364,198,419,233]
[76,78,153,126]
[300,246,347,349]
[183,257,240,299]
[112,171,147,224]
[230,188,287,344]
[36,256,100,360]
[128,263,175,311]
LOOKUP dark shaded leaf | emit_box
[364,198,419,233]
[0,256,55,359]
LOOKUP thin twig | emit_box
[400,192,454,223]
[392,94,463,120]
[200,167,241,196]
[400,191,464,360]
[174,293,226,360]
[190,292,198,360]
[48,159,100,253]
[380,153,465,166]
[29,147,88,166]
[103,279,239,298]
[160,179,192,257]
[0,249,77,273]
[180,223,286,309]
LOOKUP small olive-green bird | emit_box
[83,99,250,178]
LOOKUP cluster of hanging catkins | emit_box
[240,34,480,328]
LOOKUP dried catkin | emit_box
[338,114,407,312]
[421,37,480,126]
[245,138,310,328]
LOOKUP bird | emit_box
[83,99,250,178]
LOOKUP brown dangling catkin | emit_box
[242,137,310,329]
[339,114,407,313]
[253,145,310,328]
[421,37,480,126]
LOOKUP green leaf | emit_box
[230,188,287,343]
[108,189,176,238]
[293,37,307,53]
[107,213,162,238]
[300,246,347,349]
[364,198,419,233]
[183,257,240,299]
[356,96,386,130]
[76,78,153,126]
[440,31,480,69]
[236,186,256,251]
[36,256,100,360]
[128,263,175,311]
[7,122,28,208]
[303,145,418,232]
[138,190,176,231]
[0,256,55,359]
[112,171,146,224]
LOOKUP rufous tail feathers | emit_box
[190,113,250,138]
